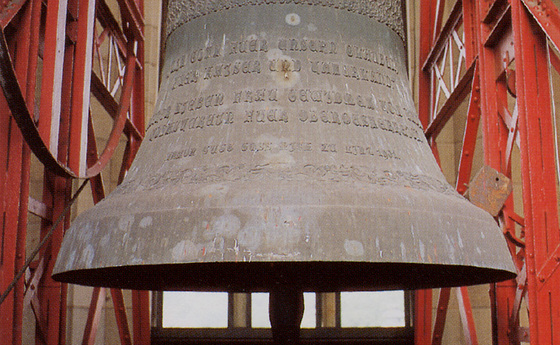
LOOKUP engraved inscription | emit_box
[234,89,278,103]
[297,109,422,142]
[278,38,337,55]
[244,109,289,123]
[345,146,400,160]
[186,45,222,65]
[170,69,199,89]
[241,142,313,153]
[346,44,398,73]
[203,60,262,80]
[228,39,269,55]
[279,142,312,152]
[287,89,376,109]
[147,113,235,141]
[169,60,262,90]
[202,143,235,155]
[321,144,337,153]
[169,39,267,71]
[95,0,468,240]
[166,147,197,161]
[241,142,273,153]
[148,1,428,197]
[310,61,395,88]
[175,93,225,114]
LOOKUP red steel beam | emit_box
[456,287,478,345]
[418,0,438,129]
[85,42,136,177]
[425,61,476,140]
[82,288,107,345]
[132,291,150,345]
[522,0,560,52]
[0,1,44,341]
[90,73,143,140]
[414,290,432,345]
[69,0,96,175]
[36,1,80,342]
[461,0,478,65]
[117,0,144,41]
[38,173,70,345]
[422,0,464,72]
[97,0,128,56]
[512,1,560,343]
[12,1,42,343]
[474,1,520,344]
[0,0,27,28]
[0,0,148,343]
[431,288,451,345]
[37,0,67,153]
[0,1,138,180]
[111,289,133,345]
[80,0,147,342]
[415,1,438,342]
[455,63,481,195]
[0,42,24,345]
[128,2,149,342]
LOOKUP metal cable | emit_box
[0,179,89,306]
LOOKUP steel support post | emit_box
[512,1,560,343]
[417,0,526,344]
[414,2,437,343]
[0,1,40,343]
[0,0,147,343]
[12,1,42,343]
[0,45,25,345]
[126,1,149,343]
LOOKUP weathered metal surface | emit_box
[53,1,516,291]
[165,0,406,42]
[467,166,513,217]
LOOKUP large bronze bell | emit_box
[53,0,515,305]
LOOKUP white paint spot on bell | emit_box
[212,214,241,238]
[419,240,426,261]
[66,250,77,271]
[118,215,135,231]
[81,245,95,268]
[172,240,198,261]
[100,234,110,248]
[285,13,300,26]
[344,240,364,257]
[139,216,153,228]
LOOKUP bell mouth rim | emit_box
[52,261,516,291]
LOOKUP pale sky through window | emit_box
[162,291,405,328]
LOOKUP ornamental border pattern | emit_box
[112,164,459,198]
[166,0,405,42]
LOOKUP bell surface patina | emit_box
[53,0,516,291]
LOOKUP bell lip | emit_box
[52,261,516,291]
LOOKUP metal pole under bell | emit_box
[269,288,304,344]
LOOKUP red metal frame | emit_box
[0,0,146,344]
[416,0,560,344]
